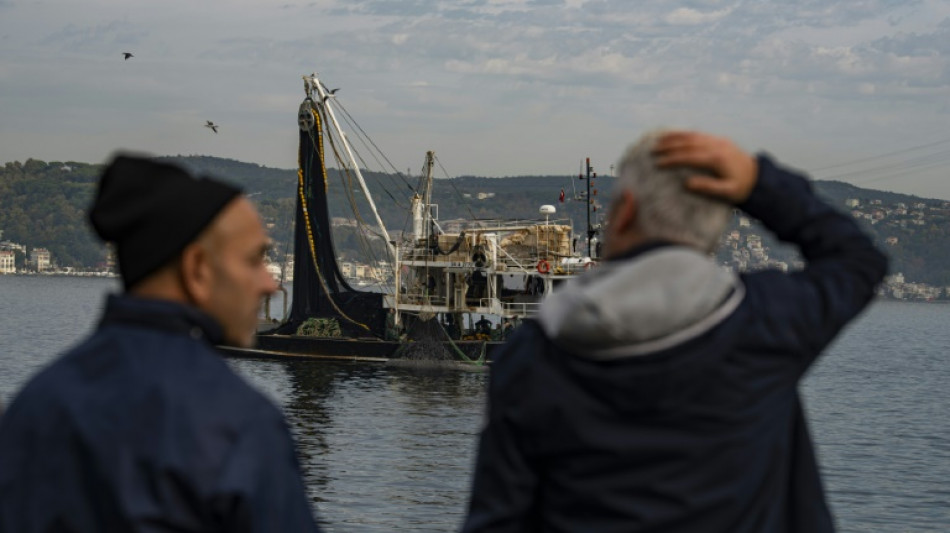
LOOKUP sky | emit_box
[2,0,950,198]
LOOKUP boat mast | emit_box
[304,73,396,263]
[423,151,435,240]
[583,158,597,257]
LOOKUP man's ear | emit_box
[179,242,213,307]
[612,189,638,233]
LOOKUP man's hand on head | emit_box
[652,131,758,204]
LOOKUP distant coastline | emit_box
[0,271,117,279]
[1,270,945,305]
[4,154,950,291]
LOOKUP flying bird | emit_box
[122,52,134,60]
[205,120,219,133]
[321,88,341,103]
[318,82,340,103]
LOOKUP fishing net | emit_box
[389,315,487,370]
[295,318,343,337]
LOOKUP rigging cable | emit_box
[318,118,389,293]
[333,110,409,211]
[316,102,395,295]
[335,99,415,191]
[434,154,479,222]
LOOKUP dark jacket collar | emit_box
[99,294,225,345]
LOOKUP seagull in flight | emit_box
[321,88,340,103]
[319,83,340,103]
[122,52,134,60]
[205,120,219,133]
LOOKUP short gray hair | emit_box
[614,130,731,253]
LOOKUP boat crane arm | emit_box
[304,74,397,264]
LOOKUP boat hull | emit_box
[220,333,504,363]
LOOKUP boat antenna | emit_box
[578,157,597,257]
[571,160,581,201]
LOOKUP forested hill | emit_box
[2,155,948,285]
[0,159,102,267]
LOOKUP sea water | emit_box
[0,275,947,532]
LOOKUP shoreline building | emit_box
[0,250,15,274]
[30,248,51,272]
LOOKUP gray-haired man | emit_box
[462,131,887,532]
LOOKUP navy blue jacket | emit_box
[0,295,321,533]
[462,157,888,532]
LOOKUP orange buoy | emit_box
[537,259,551,274]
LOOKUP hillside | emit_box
[0,159,103,267]
[2,155,949,285]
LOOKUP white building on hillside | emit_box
[0,250,15,274]
[31,248,51,272]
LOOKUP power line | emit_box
[809,137,950,173]
[852,157,950,186]
[809,139,950,188]
[816,147,950,182]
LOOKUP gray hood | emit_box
[538,246,744,360]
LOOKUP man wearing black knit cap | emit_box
[0,156,322,532]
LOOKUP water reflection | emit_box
[284,360,341,497]
[231,359,487,532]
[385,365,487,410]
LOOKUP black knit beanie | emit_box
[89,155,243,290]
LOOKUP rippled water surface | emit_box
[230,360,486,531]
[801,300,950,532]
[1,276,948,531]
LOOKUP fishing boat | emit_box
[222,74,600,365]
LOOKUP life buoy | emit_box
[537,259,551,274]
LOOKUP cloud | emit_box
[663,7,733,26]
[330,0,445,17]
[2,0,950,197]
[748,0,923,29]
[735,19,950,99]
[267,0,950,114]
[871,23,950,57]
[40,19,147,53]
